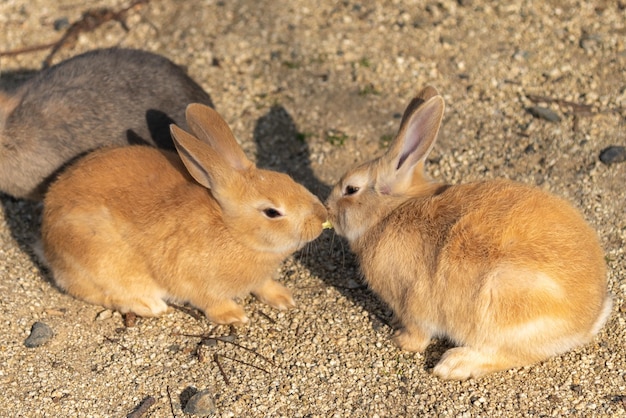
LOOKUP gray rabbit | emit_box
[0,48,214,200]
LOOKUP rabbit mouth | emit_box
[330,214,368,244]
[326,209,346,234]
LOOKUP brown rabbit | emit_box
[0,47,213,200]
[41,103,327,325]
[325,86,612,380]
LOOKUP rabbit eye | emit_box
[344,185,360,196]
[263,208,283,219]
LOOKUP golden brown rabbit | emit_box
[326,86,612,380]
[42,104,327,325]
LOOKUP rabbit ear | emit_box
[382,91,444,190]
[184,103,254,171]
[0,91,20,120]
[170,124,237,191]
[397,85,440,129]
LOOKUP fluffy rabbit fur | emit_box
[0,47,213,200]
[326,86,612,380]
[42,103,327,325]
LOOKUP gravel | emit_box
[1,0,625,417]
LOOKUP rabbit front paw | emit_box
[392,326,431,352]
[203,299,249,325]
[433,347,493,380]
[252,279,296,310]
[114,295,169,317]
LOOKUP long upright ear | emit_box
[383,92,445,189]
[397,85,440,129]
[184,103,254,171]
[170,124,234,191]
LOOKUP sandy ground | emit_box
[1,0,625,416]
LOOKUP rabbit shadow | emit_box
[252,105,393,333]
[421,338,456,372]
[0,193,48,274]
[0,69,38,93]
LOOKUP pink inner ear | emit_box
[379,183,391,195]
[397,117,425,169]
[396,98,442,171]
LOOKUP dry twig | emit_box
[169,304,204,321]
[526,93,595,116]
[166,386,176,418]
[213,354,230,385]
[127,396,156,418]
[0,0,150,68]
[207,335,276,366]
[174,331,276,366]
[104,335,135,356]
[219,353,270,375]
[257,310,276,324]
[0,42,59,57]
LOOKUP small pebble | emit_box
[183,389,217,416]
[599,145,626,165]
[96,309,113,321]
[579,33,602,52]
[53,17,69,31]
[570,384,583,395]
[24,322,54,348]
[219,333,237,343]
[201,338,217,347]
[345,279,366,289]
[527,106,562,122]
